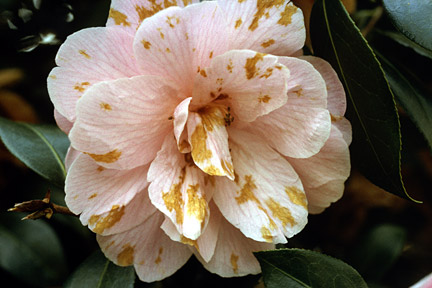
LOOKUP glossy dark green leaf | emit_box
[255,249,367,288]
[64,250,135,288]
[375,30,432,60]
[0,117,69,187]
[383,0,432,51]
[375,50,432,151]
[0,213,68,287]
[310,0,418,201]
[350,224,406,282]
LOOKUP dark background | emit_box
[0,0,431,287]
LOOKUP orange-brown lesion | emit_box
[162,169,185,224]
[259,67,273,79]
[117,244,135,266]
[265,197,296,227]
[89,205,125,234]
[235,18,243,29]
[141,40,152,49]
[100,102,112,111]
[109,9,131,27]
[74,81,90,93]
[79,50,91,59]
[249,0,286,31]
[135,0,177,23]
[186,184,208,224]
[231,253,239,274]
[258,95,271,103]
[261,39,275,48]
[285,186,307,208]
[154,247,163,264]
[244,52,266,80]
[86,149,122,163]
[277,5,298,26]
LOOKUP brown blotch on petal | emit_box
[181,235,199,250]
[155,247,163,264]
[261,226,274,242]
[88,193,97,200]
[235,18,243,29]
[89,205,125,234]
[87,150,122,164]
[261,39,275,48]
[285,186,307,208]
[265,197,296,227]
[79,50,91,59]
[109,9,131,27]
[100,102,112,111]
[162,168,185,224]
[258,95,271,103]
[141,40,151,49]
[231,253,239,274]
[235,175,260,204]
[249,0,286,31]
[74,81,90,93]
[244,52,265,80]
[277,5,298,26]
[186,184,207,224]
[293,88,303,97]
[157,28,165,39]
[227,59,234,73]
[117,244,135,266]
[259,67,273,79]
[331,114,343,122]
[199,69,207,77]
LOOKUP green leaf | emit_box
[350,224,406,282]
[382,0,432,51]
[0,117,69,187]
[0,213,68,287]
[374,30,432,60]
[310,0,418,202]
[64,250,135,288]
[374,49,432,151]
[255,249,367,288]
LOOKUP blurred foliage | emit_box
[0,0,431,287]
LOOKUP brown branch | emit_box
[8,190,77,220]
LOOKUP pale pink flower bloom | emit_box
[48,0,351,282]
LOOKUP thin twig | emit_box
[8,189,77,220]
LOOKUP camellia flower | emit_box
[48,0,351,282]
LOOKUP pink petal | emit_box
[69,76,181,170]
[173,97,192,153]
[217,0,305,56]
[87,187,156,236]
[148,135,211,240]
[301,56,346,116]
[192,50,290,122]
[187,108,234,179]
[48,27,140,121]
[133,1,229,96]
[107,0,199,34]
[64,147,80,171]
[250,57,332,158]
[97,211,192,282]
[279,56,328,109]
[301,56,352,144]
[161,201,222,262]
[196,205,274,277]
[213,129,308,243]
[65,154,150,232]
[287,125,351,213]
[54,109,72,134]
